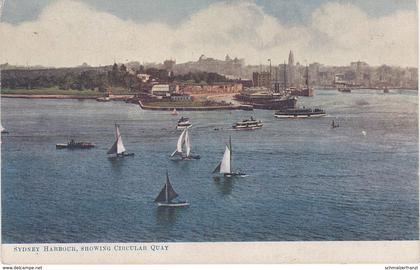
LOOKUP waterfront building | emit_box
[170,93,193,101]
[278,63,287,89]
[151,84,170,97]
[173,54,245,78]
[180,83,243,95]
[137,73,151,83]
[288,50,295,87]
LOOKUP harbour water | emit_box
[1,89,418,243]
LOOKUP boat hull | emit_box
[157,202,190,207]
[223,172,247,178]
[118,152,135,157]
[232,118,263,130]
[250,99,297,110]
[109,152,135,158]
[232,125,263,130]
[235,94,297,110]
[274,113,326,119]
[56,144,68,149]
[183,155,200,160]
[171,154,201,161]
[176,124,192,130]
[56,143,95,149]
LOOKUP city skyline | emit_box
[0,0,417,67]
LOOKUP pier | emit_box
[138,100,252,111]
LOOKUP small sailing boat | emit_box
[170,128,200,160]
[155,171,189,207]
[331,120,339,128]
[107,123,134,157]
[171,108,179,116]
[213,136,246,178]
[1,124,8,134]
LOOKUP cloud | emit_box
[0,0,417,67]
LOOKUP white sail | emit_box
[219,145,231,174]
[115,125,126,154]
[171,129,186,157]
[107,124,126,155]
[184,130,191,157]
[177,129,186,153]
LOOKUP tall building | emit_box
[252,72,271,89]
[288,50,294,66]
[278,63,288,89]
[288,50,295,87]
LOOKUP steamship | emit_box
[234,90,297,110]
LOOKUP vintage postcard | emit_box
[0,0,418,265]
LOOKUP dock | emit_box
[138,100,253,111]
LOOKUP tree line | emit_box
[1,63,230,92]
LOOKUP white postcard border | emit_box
[1,241,419,264]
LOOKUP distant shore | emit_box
[1,94,98,99]
[0,87,133,100]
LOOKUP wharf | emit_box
[138,100,252,111]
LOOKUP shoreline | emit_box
[1,94,98,99]
[0,94,252,110]
[0,94,134,100]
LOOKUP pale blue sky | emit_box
[2,0,417,25]
[1,0,417,66]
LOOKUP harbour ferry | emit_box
[176,117,192,130]
[274,107,326,118]
[232,117,263,130]
[56,139,95,149]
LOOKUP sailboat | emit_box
[107,123,134,157]
[213,136,246,178]
[170,128,200,160]
[331,120,339,128]
[1,124,8,134]
[155,171,189,207]
[171,108,179,116]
